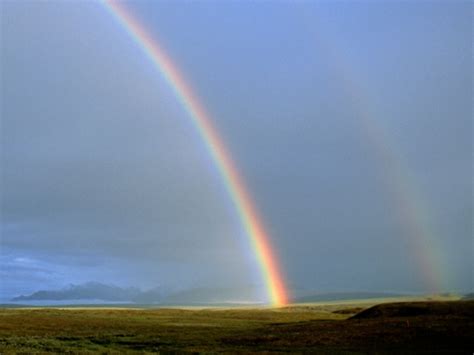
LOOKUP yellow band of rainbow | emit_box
[102,0,288,306]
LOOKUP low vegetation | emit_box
[0,300,472,353]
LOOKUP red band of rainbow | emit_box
[102,0,288,306]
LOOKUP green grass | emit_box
[0,299,472,353]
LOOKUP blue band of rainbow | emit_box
[102,0,288,306]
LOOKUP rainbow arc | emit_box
[103,0,288,306]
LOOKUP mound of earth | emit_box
[332,307,364,315]
[350,300,474,319]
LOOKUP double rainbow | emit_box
[102,1,288,306]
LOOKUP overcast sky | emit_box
[1,1,472,301]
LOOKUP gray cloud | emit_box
[1,1,472,299]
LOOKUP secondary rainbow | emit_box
[302,15,447,292]
[102,0,288,306]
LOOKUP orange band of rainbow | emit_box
[102,0,288,306]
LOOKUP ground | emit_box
[0,298,472,353]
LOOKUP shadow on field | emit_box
[221,301,474,353]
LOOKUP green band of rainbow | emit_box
[302,14,447,292]
[102,0,288,306]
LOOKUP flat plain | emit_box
[0,298,472,353]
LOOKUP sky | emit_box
[1,1,472,301]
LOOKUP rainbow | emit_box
[300,14,448,293]
[102,1,288,306]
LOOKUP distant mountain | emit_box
[12,283,410,305]
[11,283,263,305]
[162,287,262,305]
[462,293,474,300]
[11,282,141,302]
[131,286,167,304]
[294,291,406,303]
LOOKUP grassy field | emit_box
[0,298,472,353]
